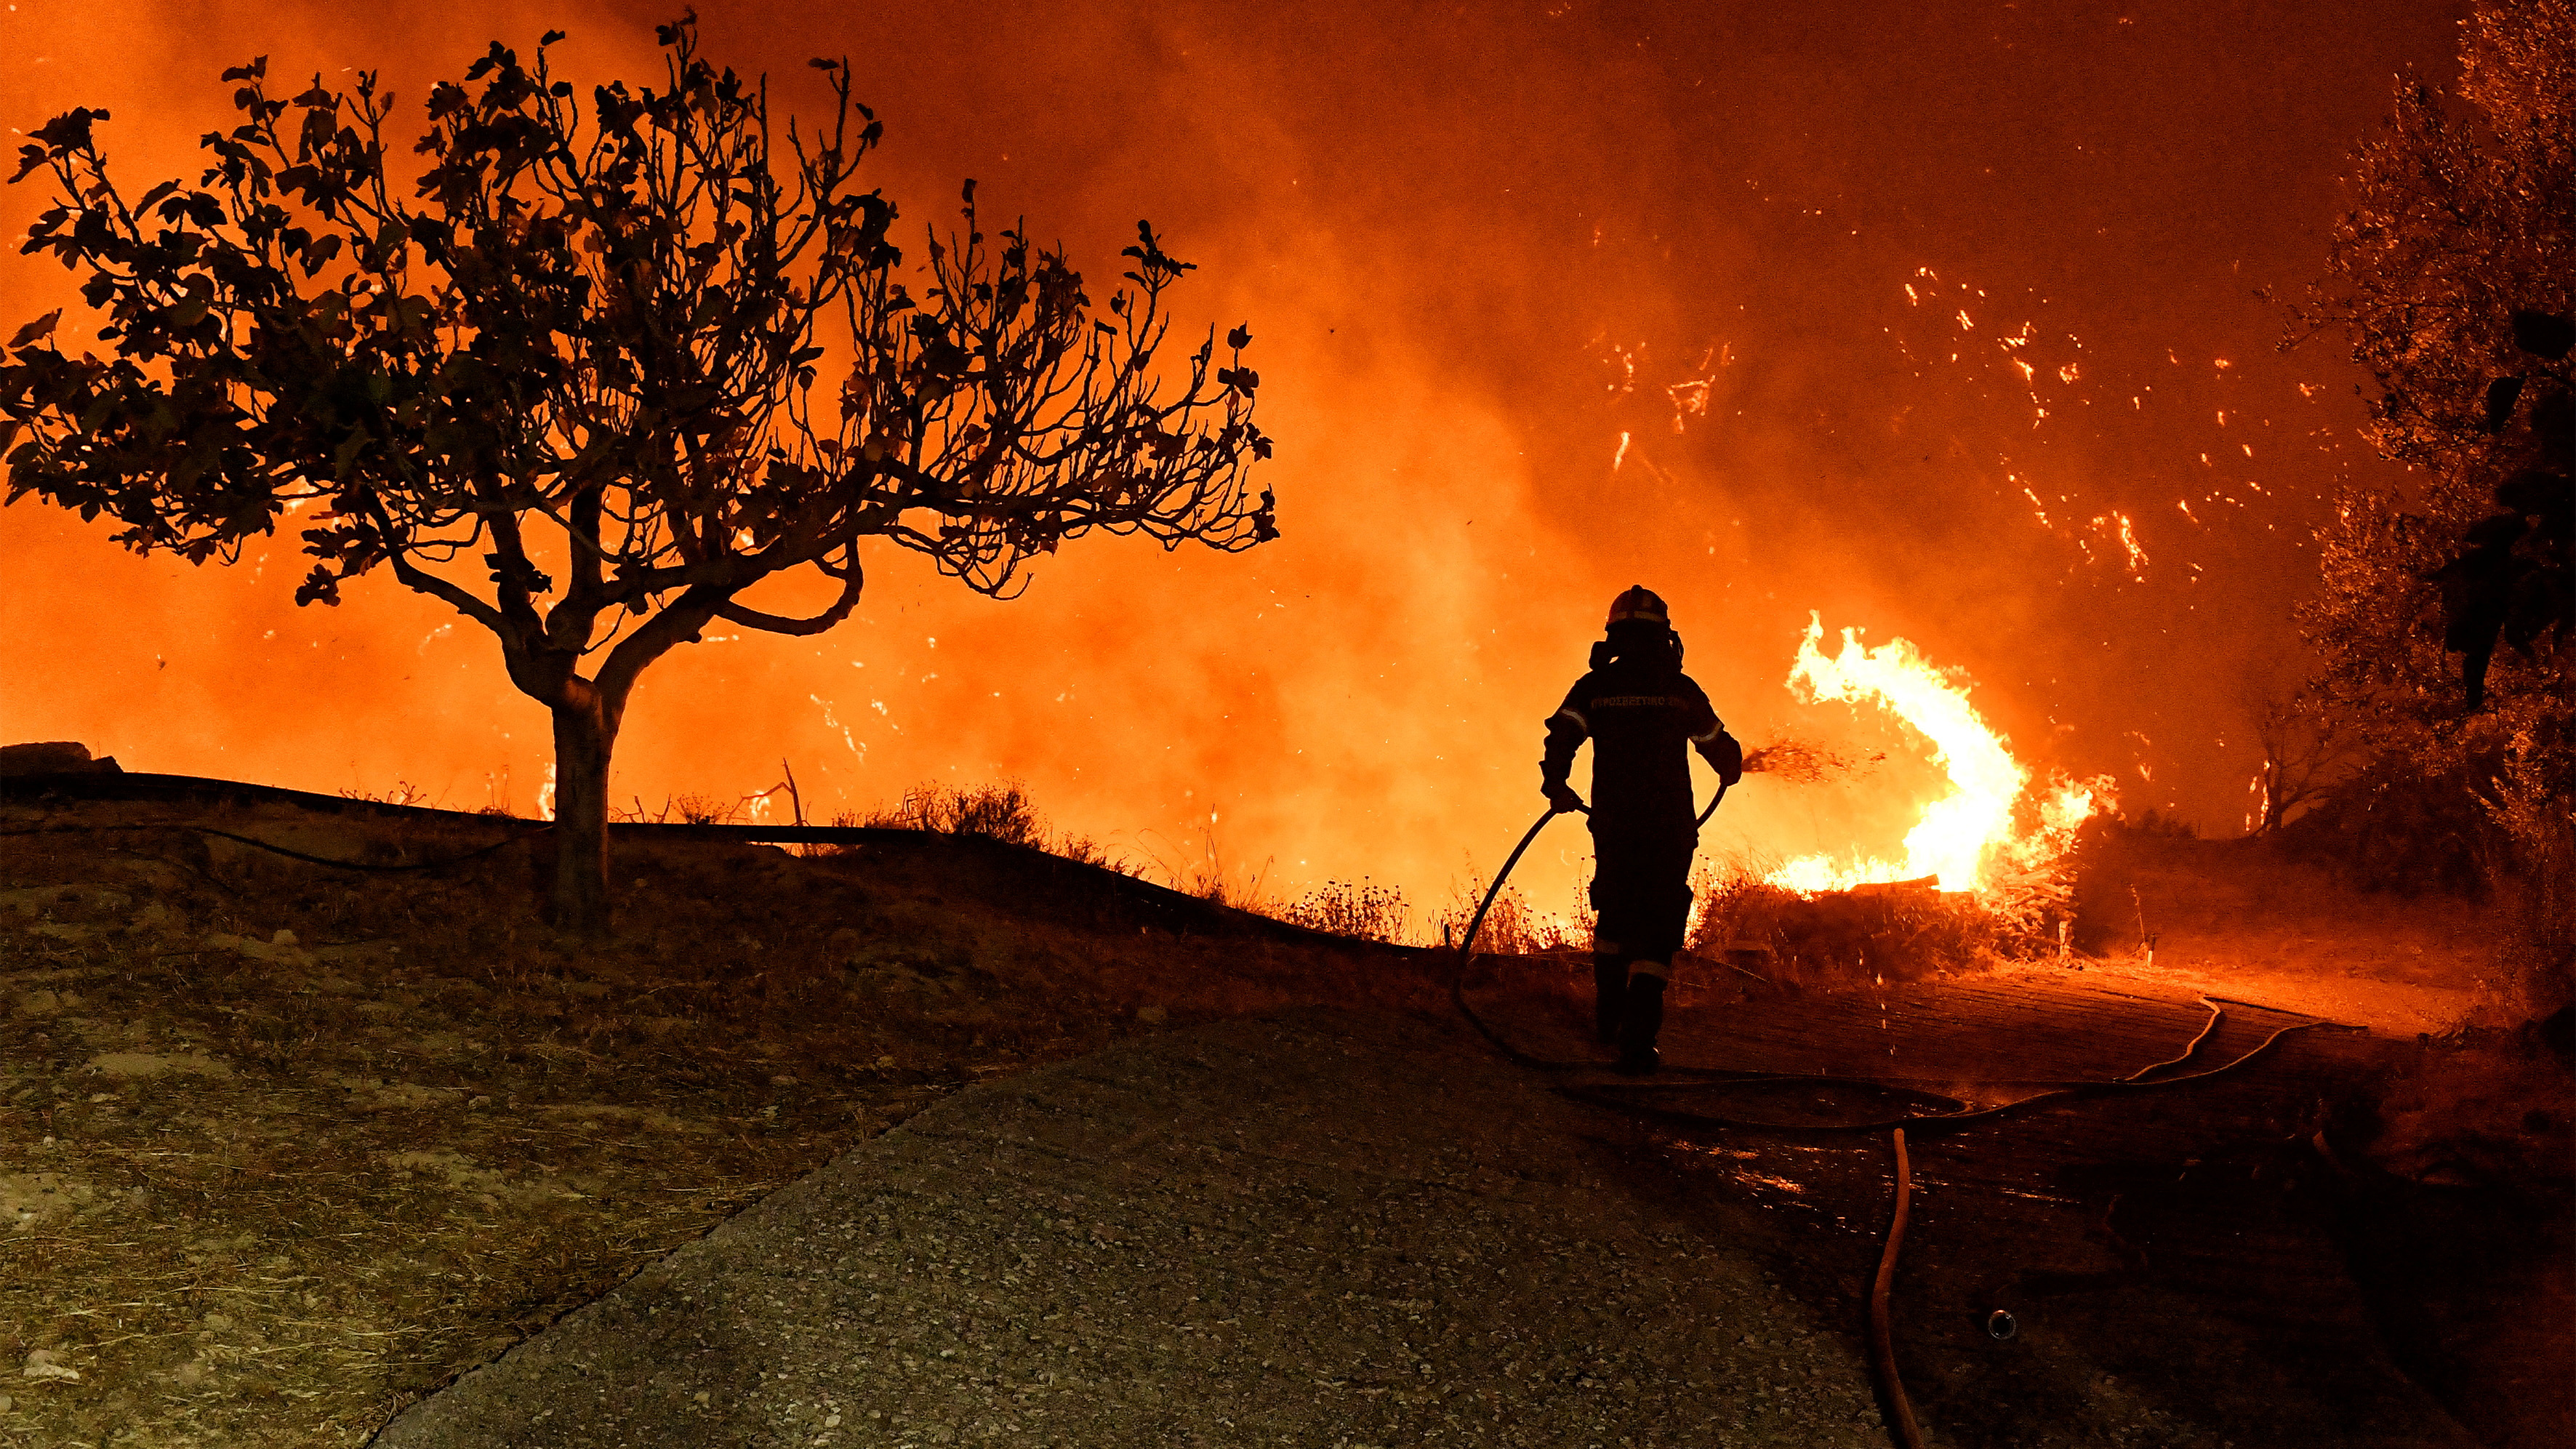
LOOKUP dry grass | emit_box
[610,792,761,825]
[1430,878,1587,958]
[1119,822,1275,910]
[0,792,1443,1448]
[1275,878,1413,945]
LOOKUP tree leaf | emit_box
[2481,376,2524,432]
[7,309,63,349]
[2511,310,2574,361]
[30,108,108,152]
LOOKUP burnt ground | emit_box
[1,783,2569,1448]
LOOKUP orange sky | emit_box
[0,1,2465,925]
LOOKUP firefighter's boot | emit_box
[1616,969,1666,1075]
[1592,952,1628,1045]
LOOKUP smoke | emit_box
[0,1,2466,923]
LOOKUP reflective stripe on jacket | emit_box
[1543,659,1728,839]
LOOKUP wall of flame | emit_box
[0,0,2464,928]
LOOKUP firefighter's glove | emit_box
[1704,731,1746,789]
[1543,779,1586,815]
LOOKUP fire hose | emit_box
[1450,797,2346,1449]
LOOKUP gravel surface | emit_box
[369,1008,1888,1448]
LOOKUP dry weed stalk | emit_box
[1278,878,1413,944]
[852,780,1128,872]
[1431,878,1586,958]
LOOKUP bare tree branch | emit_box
[715,553,864,636]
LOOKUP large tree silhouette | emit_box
[2287,0,2572,1009]
[1,17,1275,932]
[2291,0,2572,725]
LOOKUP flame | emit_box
[1765,614,2104,896]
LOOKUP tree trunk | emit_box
[549,699,619,936]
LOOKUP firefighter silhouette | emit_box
[1541,587,1744,1074]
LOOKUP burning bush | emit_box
[1700,617,2098,982]
[1690,846,2073,984]
[1693,858,1979,983]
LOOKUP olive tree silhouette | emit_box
[2282,0,2571,1013]
[0,17,1275,933]
[2287,2,2572,728]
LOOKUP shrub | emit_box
[671,793,740,826]
[2271,756,2495,897]
[851,780,1138,875]
[1433,878,1586,958]
[862,780,1043,847]
[1056,833,1126,873]
[2124,808,2200,839]
[1280,877,1411,944]
[940,782,1048,849]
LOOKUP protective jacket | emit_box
[1541,657,1741,843]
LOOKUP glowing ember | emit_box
[1765,614,2105,896]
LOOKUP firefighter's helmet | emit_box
[1605,585,1669,628]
